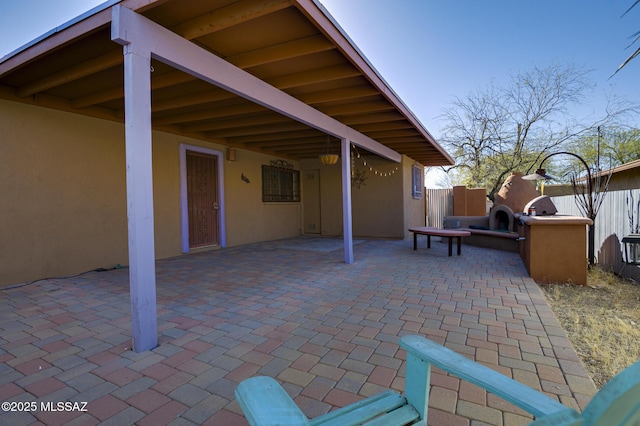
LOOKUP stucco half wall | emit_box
[0,100,301,286]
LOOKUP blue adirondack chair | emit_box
[235,335,640,425]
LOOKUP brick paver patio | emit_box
[0,237,596,425]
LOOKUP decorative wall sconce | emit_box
[227,147,236,161]
[351,169,367,188]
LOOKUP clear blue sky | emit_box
[1,1,639,146]
[317,0,640,135]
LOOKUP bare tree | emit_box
[439,63,635,200]
[627,191,640,234]
[569,160,612,265]
[438,84,509,192]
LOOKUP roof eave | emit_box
[0,0,454,166]
[0,0,166,76]
[297,0,453,166]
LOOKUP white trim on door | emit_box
[179,144,226,252]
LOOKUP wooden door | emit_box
[186,151,219,248]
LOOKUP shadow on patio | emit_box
[0,237,596,425]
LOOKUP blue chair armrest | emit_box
[235,376,311,426]
[399,335,578,420]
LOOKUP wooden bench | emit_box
[409,226,471,256]
[236,335,640,426]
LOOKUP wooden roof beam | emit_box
[151,63,366,114]
[207,121,309,138]
[230,34,334,69]
[296,85,378,104]
[19,0,294,100]
[0,83,119,121]
[182,112,290,133]
[74,35,334,109]
[377,147,431,155]
[170,0,292,40]
[340,112,407,126]
[153,102,267,126]
[151,65,363,125]
[268,64,361,89]
[236,129,321,144]
[254,141,325,151]
[73,69,194,108]
[363,129,422,139]
[17,50,123,98]
[320,101,395,116]
[241,138,325,148]
[274,149,326,157]
[151,87,233,112]
[353,121,414,132]
[376,136,426,144]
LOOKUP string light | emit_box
[351,144,399,177]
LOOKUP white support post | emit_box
[342,138,354,264]
[122,43,158,352]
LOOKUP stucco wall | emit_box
[351,155,404,237]
[223,149,302,245]
[0,100,301,286]
[301,154,419,239]
[1,101,129,285]
[1,99,428,286]
[403,157,427,234]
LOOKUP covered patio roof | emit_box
[0,0,453,167]
[0,0,455,352]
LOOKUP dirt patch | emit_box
[541,267,640,388]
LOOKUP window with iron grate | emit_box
[262,161,300,202]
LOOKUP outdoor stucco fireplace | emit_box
[489,205,515,231]
[442,172,592,285]
[443,172,548,253]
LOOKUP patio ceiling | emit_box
[0,0,453,166]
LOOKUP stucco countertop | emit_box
[515,213,593,226]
